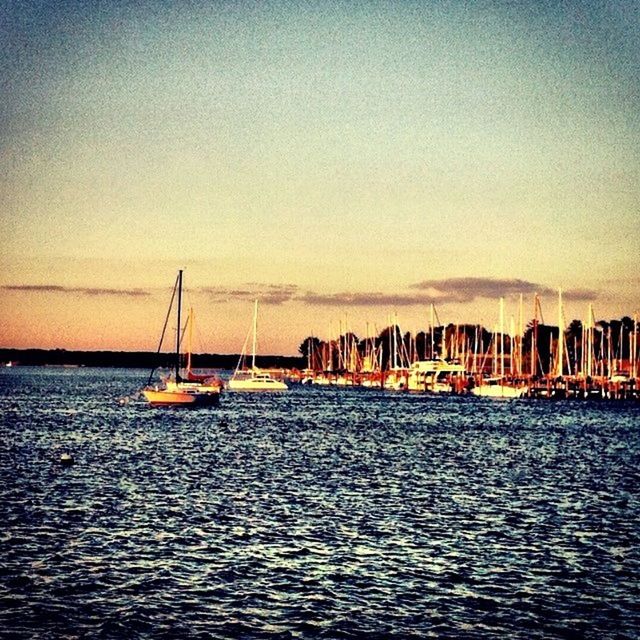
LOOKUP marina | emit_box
[287,294,639,401]
[291,369,640,401]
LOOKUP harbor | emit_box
[2,293,638,402]
[293,368,640,401]
[288,295,639,401]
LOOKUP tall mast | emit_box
[499,297,505,379]
[586,303,593,378]
[251,299,258,371]
[176,269,183,381]
[510,315,515,376]
[607,323,612,376]
[556,288,564,378]
[531,293,539,376]
[187,307,193,373]
[391,314,396,369]
[472,325,478,374]
[492,325,498,376]
[344,315,349,370]
[430,304,435,359]
[518,293,523,375]
[394,312,399,369]
[343,316,348,370]
[633,313,638,379]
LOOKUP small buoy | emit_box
[60,453,74,466]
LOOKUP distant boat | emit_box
[228,371,288,391]
[384,368,407,391]
[471,377,527,399]
[470,297,527,399]
[407,359,466,393]
[143,271,221,407]
[227,300,288,392]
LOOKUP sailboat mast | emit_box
[587,303,593,378]
[187,307,193,373]
[633,313,638,380]
[492,326,498,376]
[393,313,398,369]
[531,293,538,376]
[510,315,515,376]
[518,293,523,376]
[430,304,435,359]
[499,297,505,379]
[251,299,258,371]
[556,288,563,378]
[176,269,183,381]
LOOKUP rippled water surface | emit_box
[1,367,639,639]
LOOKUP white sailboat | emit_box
[470,377,528,398]
[227,300,288,392]
[143,271,222,407]
[471,297,528,399]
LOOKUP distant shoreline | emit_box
[0,348,304,370]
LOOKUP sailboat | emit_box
[227,300,288,391]
[470,297,528,399]
[470,377,528,398]
[143,271,222,407]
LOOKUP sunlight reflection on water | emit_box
[1,367,639,639]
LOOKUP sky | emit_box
[1,0,638,356]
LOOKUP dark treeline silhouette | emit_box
[0,349,303,370]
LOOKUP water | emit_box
[1,367,639,639]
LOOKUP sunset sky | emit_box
[1,0,638,356]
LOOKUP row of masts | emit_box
[301,292,639,390]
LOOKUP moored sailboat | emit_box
[470,377,528,398]
[227,300,288,391]
[470,297,528,399]
[143,271,222,407]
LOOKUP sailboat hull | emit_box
[228,300,289,392]
[143,387,220,407]
[471,384,527,399]
[227,376,288,391]
[142,271,222,409]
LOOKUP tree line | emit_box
[0,349,303,370]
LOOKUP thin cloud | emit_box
[409,277,555,302]
[300,292,425,307]
[198,278,600,309]
[2,280,599,309]
[562,288,599,302]
[200,284,299,305]
[408,277,598,303]
[1,284,151,297]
